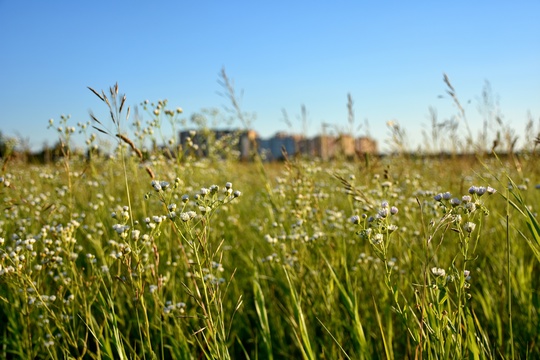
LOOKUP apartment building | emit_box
[179,129,377,161]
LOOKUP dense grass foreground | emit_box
[0,81,539,359]
[0,149,539,359]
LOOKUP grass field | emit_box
[0,85,539,359]
[1,148,539,359]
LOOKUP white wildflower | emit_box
[431,267,446,277]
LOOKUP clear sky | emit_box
[1,0,539,152]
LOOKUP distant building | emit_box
[238,130,258,161]
[179,128,378,161]
[258,132,303,160]
[337,134,356,158]
[309,135,334,160]
[355,136,378,155]
[303,134,356,160]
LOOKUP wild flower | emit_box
[264,234,278,244]
[199,206,211,215]
[210,184,219,194]
[350,215,361,224]
[200,187,209,197]
[121,210,130,222]
[378,208,389,218]
[131,230,141,241]
[212,261,225,272]
[180,212,191,222]
[152,215,164,223]
[450,197,461,207]
[371,233,384,245]
[163,301,186,315]
[431,267,446,277]
[442,191,452,200]
[0,265,15,276]
[464,202,477,213]
[463,222,476,233]
[168,203,177,211]
[151,181,162,192]
[63,294,75,304]
[160,181,170,190]
[112,224,130,239]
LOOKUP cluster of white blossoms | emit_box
[431,267,446,277]
[163,300,186,315]
[351,200,400,246]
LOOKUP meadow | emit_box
[0,84,539,359]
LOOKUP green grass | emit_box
[1,151,539,359]
[0,81,539,359]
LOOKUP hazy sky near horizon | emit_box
[1,1,539,151]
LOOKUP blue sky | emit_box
[1,1,539,151]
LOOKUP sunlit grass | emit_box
[0,81,539,359]
[1,150,538,359]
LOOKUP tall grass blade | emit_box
[253,279,273,360]
[321,254,369,359]
[283,267,315,360]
